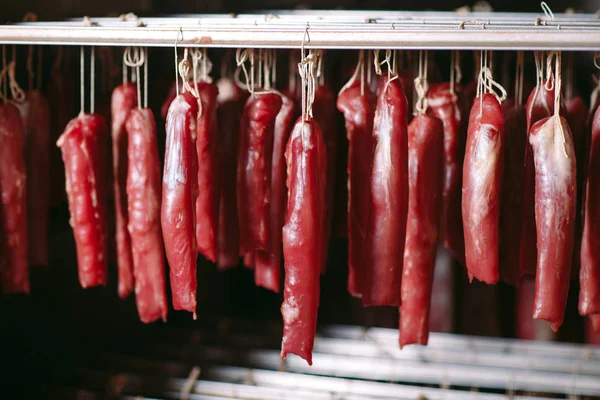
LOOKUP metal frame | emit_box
[1,10,600,50]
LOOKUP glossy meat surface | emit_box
[400,114,444,346]
[126,108,168,323]
[57,113,109,288]
[281,118,326,366]
[363,76,409,306]
[161,93,199,316]
[336,82,376,297]
[462,94,505,284]
[111,82,137,298]
[530,115,576,331]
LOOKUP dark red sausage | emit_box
[126,108,168,323]
[312,85,337,273]
[111,82,137,298]
[427,83,466,265]
[255,92,295,292]
[499,100,527,285]
[0,103,29,293]
[462,94,505,284]
[580,106,600,316]
[161,93,199,316]
[216,78,246,270]
[363,76,409,307]
[237,93,283,256]
[281,117,326,366]
[194,82,220,262]
[336,82,376,297]
[57,113,109,288]
[19,90,50,267]
[520,82,562,278]
[530,115,576,332]
[400,114,444,347]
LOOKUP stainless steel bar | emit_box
[2,11,600,49]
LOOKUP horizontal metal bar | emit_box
[2,11,600,50]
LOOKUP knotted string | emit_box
[414,49,429,115]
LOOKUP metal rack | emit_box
[1,10,600,50]
[40,321,600,399]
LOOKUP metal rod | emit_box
[3,11,600,50]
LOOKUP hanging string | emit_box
[257,49,263,91]
[477,49,507,106]
[175,28,183,96]
[272,49,277,89]
[179,48,198,98]
[80,46,85,115]
[123,47,145,109]
[545,50,556,91]
[515,51,525,107]
[339,50,364,97]
[565,51,574,102]
[590,52,600,116]
[263,49,272,91]
[122,49,128,84]
[144,48,148,109]
[392,50,397,76]
[235,48,254,94]
[298,25,316,122]
[191,48,200,98]
[316,49,324,86]
[450,50,456,94]
[367,49,373,89]
[288,51,296,94]
[2,45,5,102]
[90,46,95,114]
[414,49,429,115]
[548,51,568,157]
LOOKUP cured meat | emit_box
[237,93,283,256]
[530,115,576,332]
[336,82,376,297]
[18,90,51,267]
[194,82,220,262]
[57,113,109,288]
[126,108,168,323]
[111,82,137,298]
[281,117,326,366]
[0,103,29,293]
[255,92,295,292]
[462,94,505,284]
[400,114,444,347]
[580,105,600,316]
[585,315,600,344]
[520,82,562,278]
[363,76,409,307]
[216,78,246,269]
[499,100,527,285]
[427,83,466,265]
[312,85,336,272]
[161,93,199,316]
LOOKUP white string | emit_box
[339,50,364,97]
[144,48,148,108]
[80,45,84,114]
[515,51,524,107]
[175,28,183,96]
[1,45,5,102]
[123,47,145,109]
[90,46,95,114]
[414,49,429,115]
[179,48,198,98]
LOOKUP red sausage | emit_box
[499,100,527,285]
[237,93,282,256]
[427,83,466,265]
[363,76,409,307]
[336,82,376,297]
[126,108,168,323]
[19,90,51,267]
[530,115,576,331]
[194,82,220,262]
[255,92,295,292]
[312,85,337,272]
[111,82,137,298]
[580,106,600,316]
[57,113,109,288]
[0,103,29,293]
[216,78,246,269]
[281,117,326,366]
[400,114,444,347]
[520,82,560,278]
[462,94,505,284]
[161,93,199,316]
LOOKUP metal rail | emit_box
[1,10,600,50]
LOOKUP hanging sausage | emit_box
[281,50,327,366]
[336,51,376,297]
[530,52,576,332]
[462,51,506,284]
[400,50,444,346]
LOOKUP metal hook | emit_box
[541,2,555,21]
